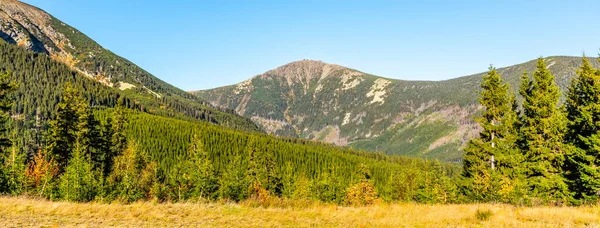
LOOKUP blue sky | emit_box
[23,0,600,90]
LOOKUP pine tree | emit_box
[0,71,16,150]
[76,97,103,171]
[188,134,218,200]
[99,118,114,176]
[0,71,17,193]
[167,158,192,202]
[3,138,26,195]
[519,58,570,204]
[47,83,84,169]
[291,173,313,200]
[281,162,295,198]
[417,161,457,204]
[59,141,98,202]
[107,141,149,202]
[246,137,263,193]
[564,57,600,203]
[219,154,249,202]
[111,98,127,158]
[461,66,521,202]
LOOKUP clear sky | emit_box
[22,0,600,90]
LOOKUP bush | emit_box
[345,180,378,206]
[475,209,493,221]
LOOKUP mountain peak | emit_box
[256,59,360,86]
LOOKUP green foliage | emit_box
[416,160,457,204]
[219,154,249,202]
[0,16,460,205]
[106,141,157,203]
[475,209,493,221]
[519,58,570,204]
[46,83,86,168]
[59,142,98,202]
[1,144,26,195]
[564,57,600,203]
[461,67,522,203]
[0,72,18,193]
[313,166,345,203]
[0,71,16,150]
[187,134,219,200]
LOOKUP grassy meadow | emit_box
[0,197,598,227]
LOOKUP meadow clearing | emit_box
[0,197,599,227]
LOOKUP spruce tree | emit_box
[188,134,218,200]
[416,161,456,204]
[76,97,103,171]
[219,154,249,202]
[168,158,192,202]
[281,162,295,198]
[0,71,16,150]
[519,58,570,204]
[107,141,149,202]
[564,57,600,202]
[0,71,16,193]
[111,98,127,158]
[99,118,114,176]
[47,83,84,169]
[461,66,521,202]
[59,141,98,202]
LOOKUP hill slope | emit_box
[194,57,599,162]
[0,0,260,132]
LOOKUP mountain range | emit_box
[194,57,599,162]
[2,0,597,163]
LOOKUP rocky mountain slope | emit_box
[194,57,599,162]
[0,0,260,132]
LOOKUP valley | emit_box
[0,1,599,227]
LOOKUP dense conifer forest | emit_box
[1,37,600,206]
[0,43,458,204]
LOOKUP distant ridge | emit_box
[194,56,600,162]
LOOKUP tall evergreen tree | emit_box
[59,141,98,202]
[76,97,103,171]
[188,134,218,200]
[99,118,114,176]
[107,141,151,202]
[219,154,249,202]
[110,98,127,159]
[0,71,16,151]
[564,57,600,202]
[0,71,16,193]
[461,66,521,202]
[519,58,570,204]
[47,83,84,169]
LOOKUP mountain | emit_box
[0,1,456,205]
[0,0,260,132]
[194,57,599,162]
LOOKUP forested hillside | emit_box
[0,77,458,204]
[0,0,458,206]
[195,57,600,162]
[0,0,261,134]
[3,56,599,206]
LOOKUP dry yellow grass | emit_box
[0,196,599,227]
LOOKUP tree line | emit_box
[0,42,260,139]
[461,57,600,205]
[0,73,458,205]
